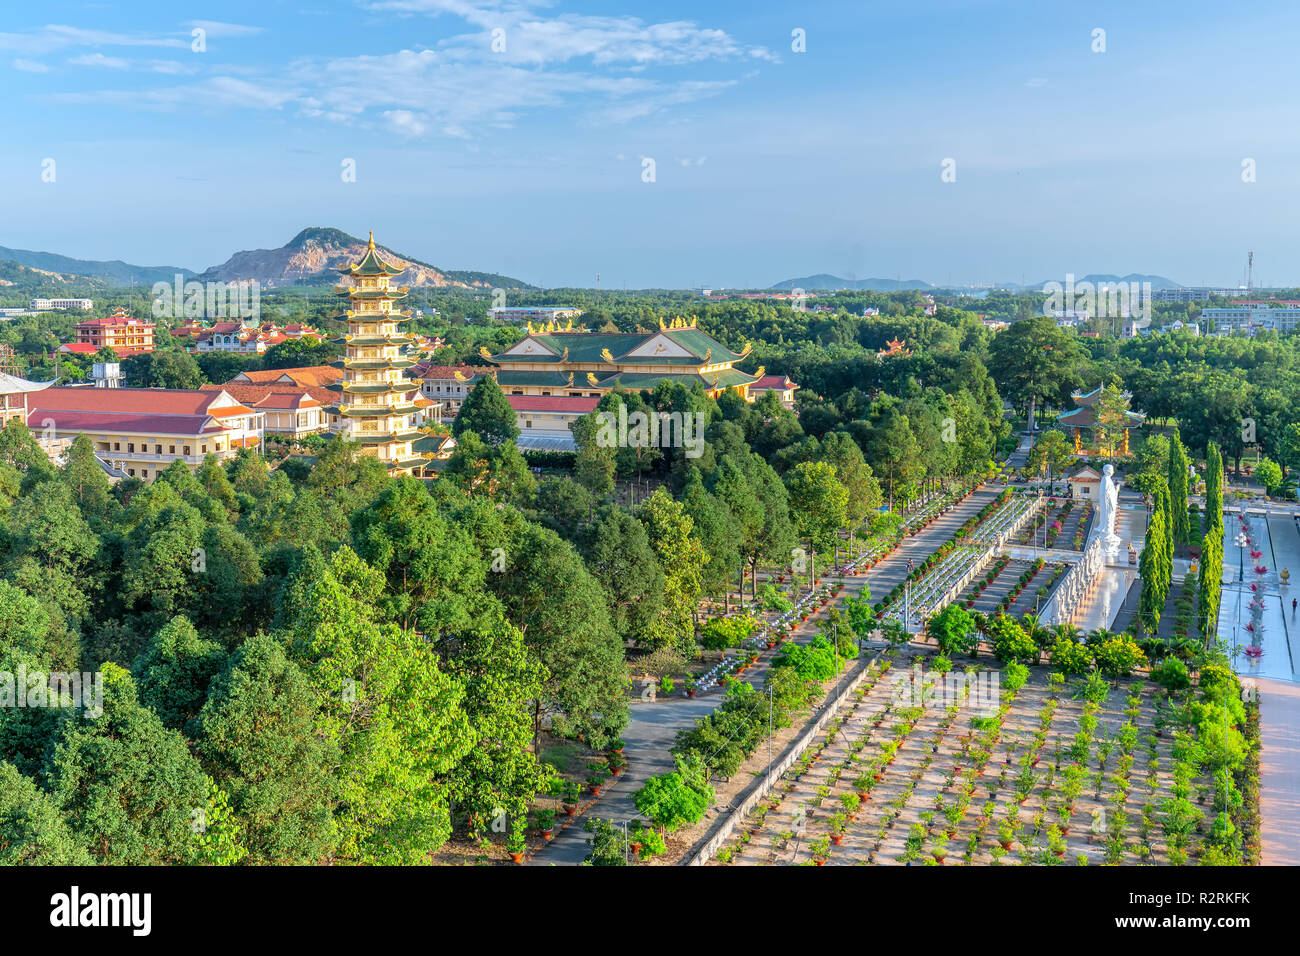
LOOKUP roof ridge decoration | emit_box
[560,347,569,362]
[703,348,710,362]
[586,372,599,386]
[453,370,467,381]
[601,348,615,363]
[753,366,765,378]
[480,346,492,359]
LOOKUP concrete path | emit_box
[1257,678,1300,865]
[528,486,999,864]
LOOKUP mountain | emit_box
[197,227,531,289]
[0,244,192,286]
[773,272,1184,293]
[996,273,1183,292]
[771,274,934,292]
[0,260,113,297]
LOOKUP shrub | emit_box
[634,754,715,832]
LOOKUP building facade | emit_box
[30,298,93,311]
[26,387,263,482]
[485,316,761,401]
[70,308,156,355]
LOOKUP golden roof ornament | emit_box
[560,347,569,361]
[753,366,765,377]
[601,347,614,363]
[586,372,599,386]
[368,230,375,249]
[703,348,711,362]
[526,321,535,334]
[659,316,667,330]
[566,371,574,386]
[453,370,467,381]
[479,346,491,359]
[564,318,574,331]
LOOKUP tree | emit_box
[636,488,706,656]
[784,460,848,586]
[198,632,338,864]
[1094,634,1147,679]
[453,376,518,445]
[1256,457,1284,496]
[988,615,1035,663]
[1168,432,1191,545]
[927,604,976,657]
[686,467,744,609]
[988,316,1087,434]
[490,523,629,750]
[287,547,474,864]
[1093,382,1133,457]
[580,505,666,646]
[45,664,209,864]
[0,762,90,865]
[534,476,594,539]
[819,431,882,552]
[132,615,227,733]
[263,336,336,370]
[1026,428,1074,494]
[633,754,714,832]
[122,349,203,389]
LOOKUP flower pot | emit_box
[630,842,642,854]
[814,859,826,866]
[564,805,576,817]
[542,828,554,841]
[510,852,524,864]
[589,785,602,796]
[687,689,696,698]
[832,834,844,845]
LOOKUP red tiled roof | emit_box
[230,366,342,388]
[751,375,798,390]
[33,386,251,418]
[507,395,600,414]
[27,408,228,437]
[58,343,99,354]
[204,384,321,410]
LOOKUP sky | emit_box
[3,0,1299,289]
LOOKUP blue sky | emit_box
[3,0,1299,288]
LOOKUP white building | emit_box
[30,298,93,311]
[1200,306,1300,335]
[488,307,584,324]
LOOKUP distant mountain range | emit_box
[0,244,193,286]
[772,272,1184,292]
[0,227,530,290]
[771,274,935,292]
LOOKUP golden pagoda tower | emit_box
[333,232,426,474]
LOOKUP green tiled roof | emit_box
[490,327,744,366]
[496,370,574,387]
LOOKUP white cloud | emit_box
[186,21,264,39]
[12,58,48,72]
[70,53,131,69]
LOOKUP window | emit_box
[184,445,191,455]
[169,446,175,454]
[114,442,120,451]
[127,443,134,453]
[155,444,162,454]
[201,444,207,453]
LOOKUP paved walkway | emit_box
[527,486,999,864]
[1257,678,1300,865]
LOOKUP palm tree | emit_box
[1087,627,1115,647]
[1052,623,1082,645]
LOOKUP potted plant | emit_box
[587,772,606,796]
[562,781,580,815]
[607,752,627,776]
[535,808,557,840]
[507,822,527,864]
[829,812,848,845]
[810,836,831,865]
[685,679,697,699]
